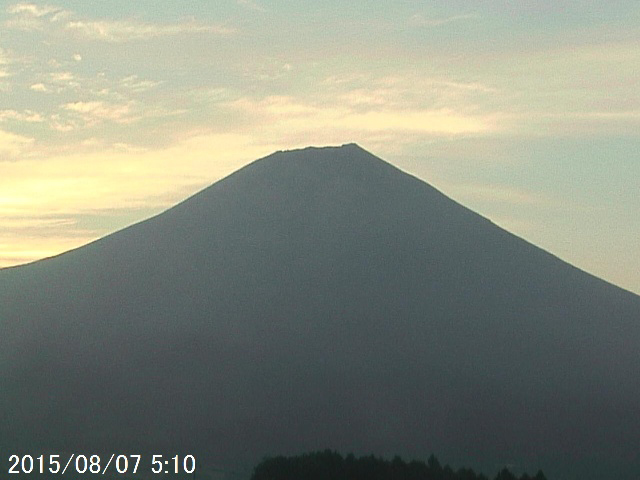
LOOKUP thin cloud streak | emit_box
[64,19,235,42]
[228,95,502,135]
[7,3,62,17]
[6,3,234,41]
[409,13,480,27]
[236,0,266,13]
[0,129,34,157]
[446,183,551,207]
[62,101,138,125]
[0,109,44,123]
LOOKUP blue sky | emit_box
[0,1,639,294]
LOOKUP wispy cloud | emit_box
[29,83,49,92]
[64,19,234,42]
[236,0,266,12]
[435,80,497,93]
[27,71,82,94]
[446,183,551,206]
[121,75,162,93]
[0,131,275,266]
[0,226,96,268]
[409,13,480,27]
[6,3,234,41]
[0,109,44,123]
[7,3,63,17]
[335,78,497,111]
[228,93,501,136]
[0,47,10,65]
[0,47,15,81]
[62,100,138,126]
[0,129,34,157]
[5,3,68,30]
[511,110,640,136]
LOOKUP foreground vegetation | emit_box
[251,450,547,480]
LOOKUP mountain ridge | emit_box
[0,143,627,295]
[1,144,639,480]
[3,143,634,300]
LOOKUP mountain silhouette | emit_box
[1,144,639,479]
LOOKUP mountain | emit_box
[1,144,639,479]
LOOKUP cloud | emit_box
[121,75,161,93]
[50,71,73,82]
[228,95,501,135]
[0,48,10,65]
[435,80,497,94]
[0,131,273,222]
[445,182,550,206]
[7,3,62,17]
[0,215,76,230]
[0,129,34,157]
[49,114,76,132]
[5,3,67,30]
[6,3,234,41]
[320,74,499,114]
[237,0,266,12]
[512,111,640,136]
[0,131,277,267]
[0,109,44,123]
[46,71,80,91]
[62,100,137,125]
[0,231,96,268]
[30,83,49,92]
[409,13,480,27]
[64,19,234,42]
[343,109,496,134]
[0,47,15,80]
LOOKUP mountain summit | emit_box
[1,144,639,479]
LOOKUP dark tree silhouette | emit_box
[250,451,546,480]
[495,468,517,480]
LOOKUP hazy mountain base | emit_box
[1,145,639,480]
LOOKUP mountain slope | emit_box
[1,144,639,479]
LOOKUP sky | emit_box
[0,1,638,294]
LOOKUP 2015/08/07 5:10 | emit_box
[8,454,196,475]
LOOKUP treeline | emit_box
[250,450,547,480]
